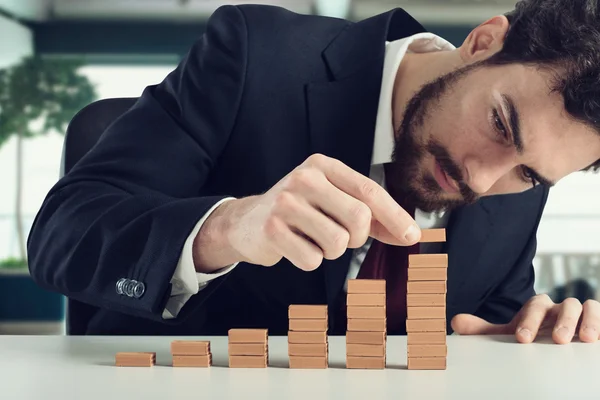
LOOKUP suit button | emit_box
[133,282,145,298]
[116,278,127,295]
[124,280,135,297]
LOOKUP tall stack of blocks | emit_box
[288,305,329,368]
[406,228,448,370]
[228,329,269,368]
[346,279,387,369]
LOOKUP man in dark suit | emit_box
[27,0,600,344]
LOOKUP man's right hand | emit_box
[193,154,421,273]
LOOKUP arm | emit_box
[27,5,248,323]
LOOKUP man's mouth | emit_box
[433,160,460,194]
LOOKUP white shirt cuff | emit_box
[162,197,238,319]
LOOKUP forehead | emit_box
[491,63,600,177]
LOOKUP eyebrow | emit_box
[501,94,556,187]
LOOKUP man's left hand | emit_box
[451,294,600,344]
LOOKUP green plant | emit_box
[0,257,27,269]
[0,56,97,262]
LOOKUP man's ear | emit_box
[459,15,510,63]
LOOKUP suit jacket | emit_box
[27,5,549,336]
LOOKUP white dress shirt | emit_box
[163,32,456,319]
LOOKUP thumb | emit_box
[451,314,510,335]
[370,219,421,246]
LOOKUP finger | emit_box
[308,154,421,245]
[276,192,350,260]
[552,298,583,344]
[514,294,555,343]
[578,300,600,343]
[264,215,324,271]
[451,314,511,335]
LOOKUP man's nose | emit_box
[464,155,514,195]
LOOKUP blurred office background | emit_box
[0,0,598,334]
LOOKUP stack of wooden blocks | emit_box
[406,228,448,370]
[346,279,387,369]
[171,340,212,367]
[288,305,329,369]
[228,328,269,368]
[115,352,156,367]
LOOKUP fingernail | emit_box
[554,326,569,337]
[404,225,420,243]
[517,327,532,341]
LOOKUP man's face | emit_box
[390,61,600,213]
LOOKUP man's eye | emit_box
[492,109,508,139]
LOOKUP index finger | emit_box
[312,154,421,245]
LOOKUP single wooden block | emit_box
[170,340,210,356]
[347,306,386,319]
[408,357,446,370]
[407,306,446,319]
[228,343,268,356]
[407,281,447,294]
[288,305,328,319]
[288,331,328,344]
[115,352,156,367]
[407,345,447,358]
[407,268,447,281]
[346,343,386,357]
[347,279,386,294]
[406,319,446,332]
[407,293,446,307]
[229,355,268,368]
[346,293,386,306]
[407,332,447,345]
[346,331,386,345]
[408,254,448,267]
[346,356,385,369]
[172,355,212,367]
[228,329,268,343]
[347,318,387,332]
[418,229,446,243]
[289,356,328,369]
[289,318,328,331]
[288,343,328,357]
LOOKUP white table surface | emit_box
[1,334,598,399]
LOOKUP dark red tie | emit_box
[355,165,420,334]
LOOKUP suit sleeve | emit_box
[473,187,550,325]
[26,5,248,323]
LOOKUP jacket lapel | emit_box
[304,9,427,312]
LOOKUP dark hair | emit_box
[486,0,600,172]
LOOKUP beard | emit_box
[388,62,484,213]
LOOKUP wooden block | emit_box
[348,318,387,332]
[229,355,268,368]
[347,279,386,294]
[418,229,446,243]
[228,343,268,356]
[289,318,328,331]
[288,343,328,357]
[347,306,386,319]
[408,357,446,370]
[408,253,448,267]
[346,293,386,306]
[170,340,210,355]
[346,331,386,345]
[406,319,446,332]
[172,355,212,367]
[288,331,327,343]
[407,281,447,294]
[115,352,156,367]
[346,343,386,357]
[407,345,447,358]
[408,268,447,281]
[407,307,446,319]
[289,356,328,369]
[407,293,446,307]
[407,332,447,345]
[346,356,385,369]
[228,329,268,343]
[288,305,328,319]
